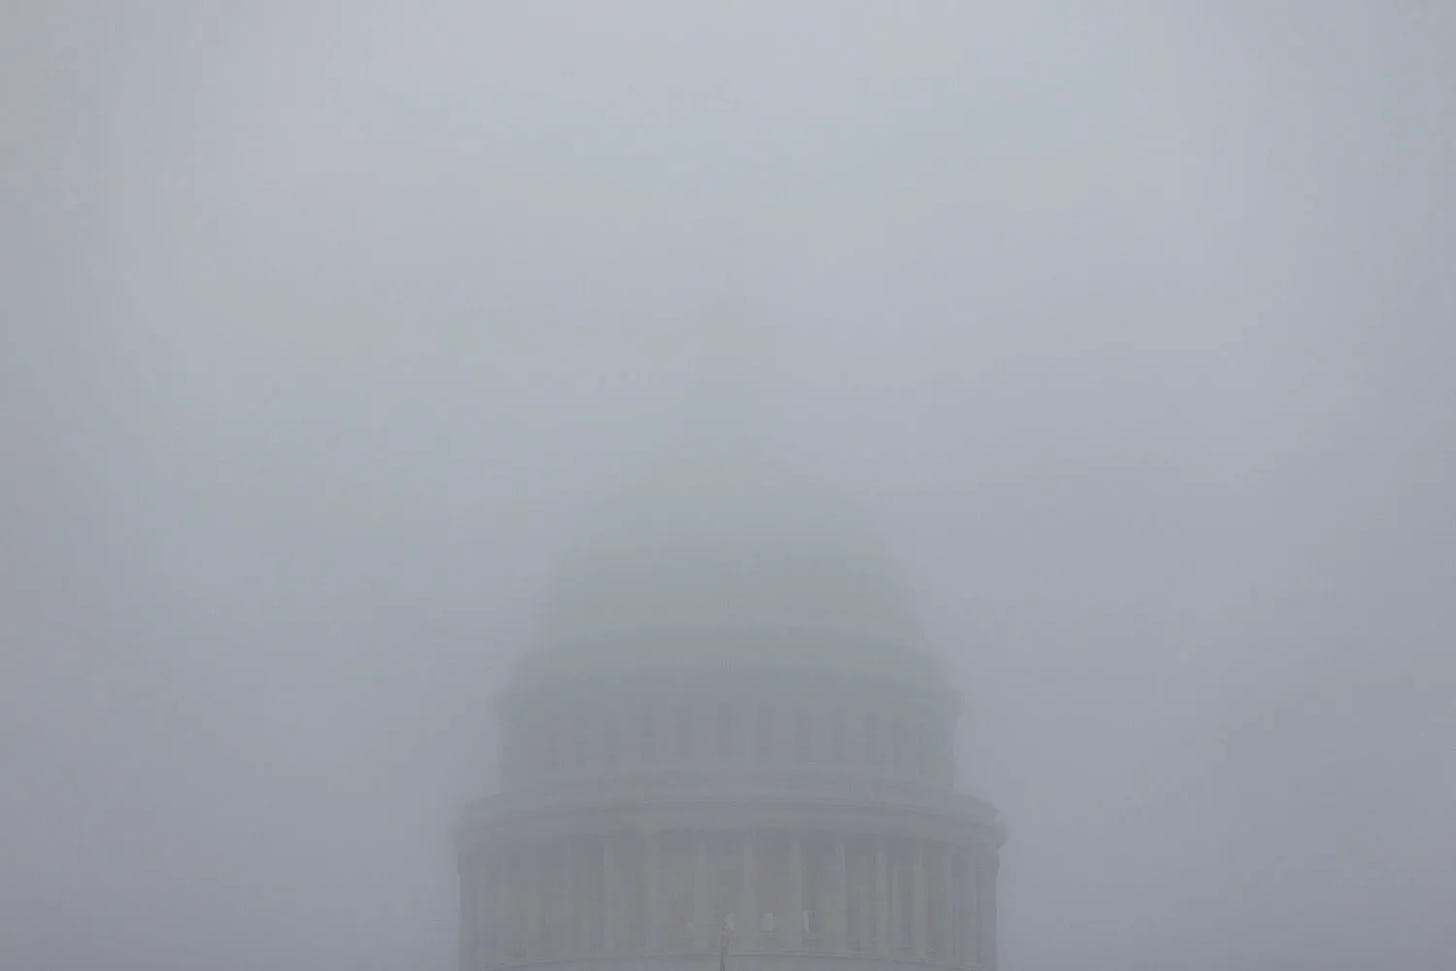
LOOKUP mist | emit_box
[3,4,1454,970]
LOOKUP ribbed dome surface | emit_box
[518,442,938,685]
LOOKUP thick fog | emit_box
[3,4,1453,970]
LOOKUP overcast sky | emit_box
[3,3,1454,970]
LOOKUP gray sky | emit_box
[3,3,1454,970]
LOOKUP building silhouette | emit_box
[458,445,1004,971]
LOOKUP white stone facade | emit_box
[459,668,1003,971]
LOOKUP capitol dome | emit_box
[516,442,946,690]
[459,439,1004,971]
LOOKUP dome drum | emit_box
[496,667,962,796]
[459,819,1000,971]
[459,454,1003,971]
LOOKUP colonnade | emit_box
[504,693,958,790]
[465,830,994,969]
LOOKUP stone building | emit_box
[457,448,1004,971]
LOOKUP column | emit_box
[962,850,977,967]
[830,837,848,952]
[552,844,566,957]
[604,835,620,953]
[491,853,506,968]
[589,838,604,955]
[539,846,553,959]
[525,845,541,960]
[501,855,512,963]
[941,848,956,963]
[874,840,890,956]
[693,835,711,951]
[742,834,758,949]
[477,854,495,970]
[495,852,511,964]
[913,841,928,958]
[885,844,896,954]
[645,833,661,951]
[459,856,475,971]
[563,841,577,957]
[542,845,555,958]
[981,856,999,970]
[787,835,804,949]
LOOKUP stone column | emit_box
[913,841,928,958]
[563,841,577,957]
[492,853,507,968]
[493,852,508,965]
[694,835,711,951]
[603,835,620,953]
[645,832,661,951]
[525,845,541,960]
[962,850,977,968]
[941,848,956,963]
[478,854,496,970]
[830,837,848,952]
[547,845,561,958]
[589,839,604,955]
[741,834,757,950]
[787,835,804,949]
[890,844,903,953]
[875,840,890,956]
[982,856,999,970]
[459,856,475,971]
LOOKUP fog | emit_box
[3,3,1454,970]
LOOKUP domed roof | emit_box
[514,441,944,689]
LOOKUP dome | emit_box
[464,445,1003,971]
[515,441,944,687]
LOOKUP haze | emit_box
[3,4,1453,970]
